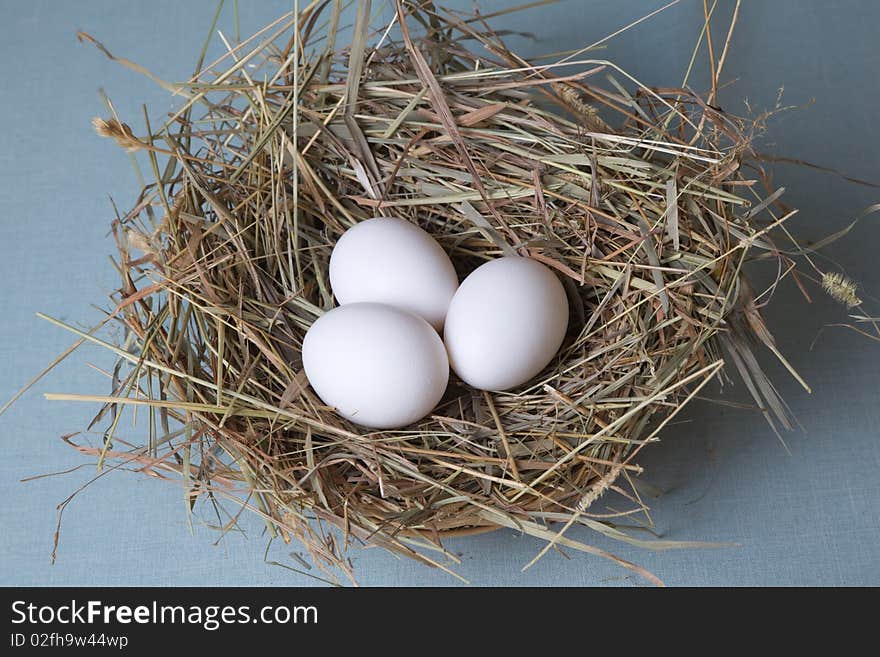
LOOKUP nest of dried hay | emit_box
[35,2,848,584]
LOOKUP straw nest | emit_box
[41,2,848,584]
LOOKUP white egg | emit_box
[443,256,569,391]
[329,216,459,331]
[302,303,449,429]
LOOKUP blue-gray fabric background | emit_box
[1,0,878,586]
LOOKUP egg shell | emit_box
[329,216,459,331]
[302,303,449,429]
[443,256,569,391]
